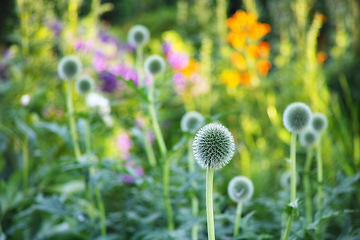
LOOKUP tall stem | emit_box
[188,139,199,240]
[22,133,29,191]
[283,133,297,240]
[316,137,323,213]
[206,167,215,240]
[65,80,81,161]
[233,201,243,236]
[304,149,314,223]
[143,128,157,167]
[163,157,174,231]
[95,185,107,236]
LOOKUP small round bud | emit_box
[311,112,328,133]
[144,55,166,76]
[192,123,235,170]
[181,111,205,134]
[20,94,31,106]
[228,176,254,203]
[58,55,82,80]
[75,75,95,95]
[283,102,312,133]
[299,128,319,148]
[128,25,150,47]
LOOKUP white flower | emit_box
[20,94,31,106]
[86,92,111,115]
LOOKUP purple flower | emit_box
[116,132,132,160]
[134,166,145,177]
[93,52,107,72]
[167,52,189,71]
[99,71,120,93]
[122,174,135,184]
[173,72,187,94]
[162,42,172,56]
[109,64,138,86]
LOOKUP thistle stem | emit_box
[316,137,323,213]
[22,133,29,191]
[188,139,199,240]
[304,149,314,223]
[233,201,243,236]
[163,156,174,231]
[283,133,297,240]
[206,167,215,240]
[143,128,157,167]
[95,185,107,236]
[65,80,81,161]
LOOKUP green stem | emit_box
[206,167,215,240]
[316,137,323,213]
[163,157,174,231]
[233,201,243,236]
[290,133,297,202]
[188,139,199,240]
[22,133,29,191]
[136,46,144,88]
[143,128,157,167]
[148,82,167,158]
[283,133,297,240]
[65,81,81,161]
[304,149,314,223]
[95,185,106,236]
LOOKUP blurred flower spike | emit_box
[162,31,209,96]
[221,10,272,87]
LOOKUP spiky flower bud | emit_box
[144,55,166,76]
[280,171,299,189]
[75,75,95,95]
[181,111,205,134]
[299,128,319,148]
[58,55,82,80]
[283,102,312,133]
[228,176,254,203]
[311,112,328,133]
[193,123,235,170]
[128,25,150,47]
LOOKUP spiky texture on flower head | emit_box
[144,55,166,76]
[311,112,328,133]
[128,25,150,47]
[75,75,95,95]
[192,123,235,170]
[299,128,319,148]
[283,102,312,133]
[181,111,205,134]
[228,176,254,203]
[58,55,82,80]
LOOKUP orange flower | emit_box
[182,59,199,78]
[257,60,272,76]
[248,22,271,40]
[315,13,327,23]
[227,32,246,49]
[220,70,241,87]
[258,41,270,58]
[231,53,247,71]
[246,45,259,59]
[227,11,258,32]
[240,72,251,85]
[316,51,327,66]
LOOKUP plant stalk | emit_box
[304,149,314,223]
[163,156,174,231]
[206,167,215,240]
[22,133,29,191]
[188,139,199,240]
[316,137,323,213]
[233,201,243,236]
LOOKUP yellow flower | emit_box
[231,53,247,71]
[220,70,241,87]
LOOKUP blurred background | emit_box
[0,0,359,239]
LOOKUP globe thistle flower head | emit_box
[299,128,319,148]
[283,102,312,133]
[128,25,150,47]
[58,55,82,80]
[280,171,300,189]
[75,75,95,95]
[228,176,254,203]
[311,112,328,133]
[144,55,166,76]
[192,123,235,170]
[181,111,205,134]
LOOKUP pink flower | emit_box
[93,53,107,72]
[116,133,132,160]
[167,52,189,71]
[173,72,187,94]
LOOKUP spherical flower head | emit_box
[228,176,254,203]
[311,112,328,133]
[192,123,235,170]
[283,102,312,133]
[75,75,95,95]
[181,111,205,134]
[128,25,150,48]
[20,94,31,106]
[144,55,166,76]
[280,171,299,189]
[299,128,319,148]
[58,55,82,80]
